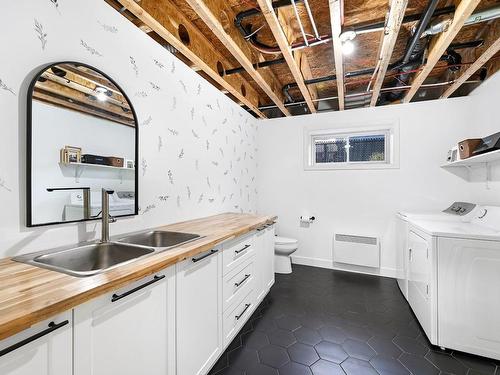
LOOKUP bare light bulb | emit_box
[342,40,355,55]
[95,87,108,102]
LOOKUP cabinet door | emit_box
[74,266,175,375]
[0,311,71,375]
[264,225,276,290]
[438,237,500,360]
[408,230,432,338]
[176,248,222,375]
[254,229,266,303]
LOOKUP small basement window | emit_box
[304,123,399,170]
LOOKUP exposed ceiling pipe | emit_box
[403,0,439,64]
[258,80,481,110]
[290,0,309,46]
[235,2,456,55]
[303,0,320,40]
[224,58,286,76]
[421,4,500,38]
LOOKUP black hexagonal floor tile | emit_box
[342,339,377,361]
[259,344,291,368]
[367,336,403,358]
[452,351,498,375]
[242,330,270,350]
[314,341,349,364]
[341,324,374,342]
[228,347,259,370]
[270,329,297,348]
[278,361,313,375]
[369,355,410,375]
[319,326,347,344]
[393,335,429,356]
[246,362,278,375]
[341,357,378,375]
[287,343,320,366]
[294,326,322,346]
[424,350,469,375]
[310,359,346,375]
[276,316,302,332]
[399,353,439,375]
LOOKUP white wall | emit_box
[0,0,258,258]
[467,71,500,201]
[32,101,135,224]
[257,97,482,277]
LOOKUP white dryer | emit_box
[401,204,500,361]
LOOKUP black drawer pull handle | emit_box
[235,303,251,320]
[192,249,218,263]
[112,275,165,302]
[256,227,265,231]
[235,274,251,287]
[235,244,251,254]
[0,320,69,358]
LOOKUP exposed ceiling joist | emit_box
[441,22,500,98]
[256,0,317,113]
[182,0,291,116]
[369,0,409,107]
[328,0,345,110]
[403,0,482,103]
[115,0,266,118]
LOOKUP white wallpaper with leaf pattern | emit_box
[0,0,259,258]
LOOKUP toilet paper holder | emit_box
[299,216,316,223]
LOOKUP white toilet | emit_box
[274,236,299,274]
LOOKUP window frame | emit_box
[304,122,400,170]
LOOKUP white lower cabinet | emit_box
[255,224,276,303]
[176,248,223,375]
[264,225,276,291]
[74,266,175,375]
[0,311,72,375]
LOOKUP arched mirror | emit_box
[27,62,138,227]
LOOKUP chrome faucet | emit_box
[101,188,116,243]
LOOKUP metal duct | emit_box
[421,5,500,38]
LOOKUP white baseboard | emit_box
[291,255,397,279]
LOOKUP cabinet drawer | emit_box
[223,290,255,347]
[223,258,255,312]
[222,235,254,275]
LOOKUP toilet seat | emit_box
[275,236,298,245]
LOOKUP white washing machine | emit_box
[400,203,500,360]
[395,206,467,300]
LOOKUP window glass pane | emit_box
[314,137,347,163]
[348,135,386,162]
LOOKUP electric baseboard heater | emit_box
[333,233,380,268]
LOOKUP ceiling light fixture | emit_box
[340,30,357,55]
[95,87,109,102]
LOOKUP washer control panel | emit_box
[443,202,477,216]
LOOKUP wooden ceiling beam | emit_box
[256,0,316,113]
[115,0,266,118]
[369,0,409,107]
[328,0,345,110]
[403,0,481,103]
[441,22,500,98]
[181,0,291,116]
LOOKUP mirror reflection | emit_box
[28,63,138,227]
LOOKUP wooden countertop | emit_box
[0,213,276,340]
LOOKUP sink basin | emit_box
[27,242,154,277]
[117,230,202,249]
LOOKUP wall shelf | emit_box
[59,162,134,183]
[441,149,500,168]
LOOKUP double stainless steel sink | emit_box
[13,230,202,277]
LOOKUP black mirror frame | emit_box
[26,61,139,227]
